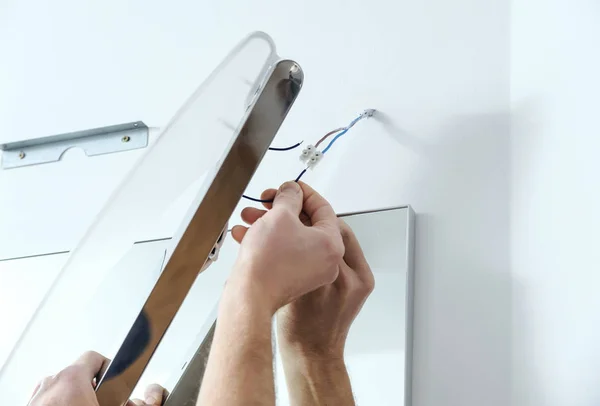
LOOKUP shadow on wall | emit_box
[385,112,513,406]
[374,112,432,157]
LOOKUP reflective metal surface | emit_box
[0,122,149,169]
[163,320,216,406]
[94,59,303,406]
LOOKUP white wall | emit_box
[510,1,600,405]
[0,0,511,405]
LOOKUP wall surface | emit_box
[510,1,600,405]
[0,0,511,405]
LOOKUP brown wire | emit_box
[315,127,344,148]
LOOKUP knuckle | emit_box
[354,265,375,295]
[82,350,100,359]
[321,233,344,263]
[272,207,295,223]
[364,274,375,294]
[58,365,82,381]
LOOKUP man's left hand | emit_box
[28,351,167,406]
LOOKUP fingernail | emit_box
[145,395,158,405]
[279,181,300,193]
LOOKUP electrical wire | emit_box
[241,194,273,203]
[241,168,307,204]
[268,141,303,151]
[295,168,307,182]
[315,128,344,148]
[321,115,363,154]
[242,110,374,204]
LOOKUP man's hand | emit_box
[277,219,375,359]
[229,181,345,314]
[28,351,167,406]
[199,181,345,406]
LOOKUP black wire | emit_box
[268,141,303,151]
[241,194,273,203]
[295,169,307,182]
[242,169,308,204]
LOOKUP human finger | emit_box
[260,188,309,225]
[144,383,169,405]
[272,181,303,215]
[231,225,248,243]
[339,220,374,287]
[241,207,267,225]
[298,182,338,228]
[299,211,311,226]
[260,189,277,209]
[73,351,110,381]
[127,400,144,406]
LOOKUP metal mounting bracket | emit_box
[0,121,149,169]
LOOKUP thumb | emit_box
[273,181,302,215]
[143,384,167,405]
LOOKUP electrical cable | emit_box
[268,141,303,151]
[314,128,344,148]
[242,109,375,204]
[241,194,273,203]
[295,168,307,182]
[321,115,363,154]
[241,168,307,204]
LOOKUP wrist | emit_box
[280,350,352,404]
[280,343,345,368]
[278,333,345,363]
[222,261,277,318]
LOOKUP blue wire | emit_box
[321,115,363,154]
[321,128,349,154]
[268,141,303,151]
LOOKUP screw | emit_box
[18,151,26,159]
[121,135,131,143]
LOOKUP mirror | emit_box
[0,206,414,405]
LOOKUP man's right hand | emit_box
[200,182,345,406]
[229,181,345,315]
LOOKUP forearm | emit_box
[198,277,275,406]
[280,350,355,406]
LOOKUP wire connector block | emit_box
[300,144,316,162]
[307,150,323,169]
